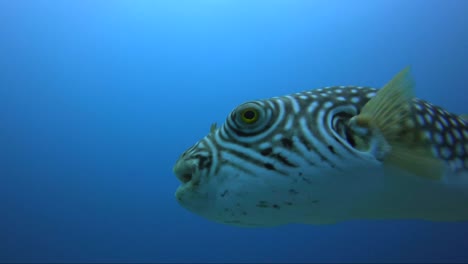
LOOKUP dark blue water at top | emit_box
[1,0,467,262]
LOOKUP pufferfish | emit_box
[173,67,468,227]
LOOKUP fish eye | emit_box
[227,102,269,136]
[240,108,259,124]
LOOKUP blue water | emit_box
[1,0,467,262]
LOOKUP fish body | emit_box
[173,68,468,227]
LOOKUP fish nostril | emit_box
[182,173,192,184]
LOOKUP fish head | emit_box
[173,100,299,226]
[173,90,387,227]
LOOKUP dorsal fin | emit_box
[210,123,218,134]
[352,67,444,180]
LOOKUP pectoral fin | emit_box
[350,67,444,180]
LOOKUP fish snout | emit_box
[173,156,199,185]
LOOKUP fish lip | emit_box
[173,158,199,185]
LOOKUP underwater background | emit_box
[1,0,468,263]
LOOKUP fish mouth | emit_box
[174,157,206,208]
[173,158,200,186]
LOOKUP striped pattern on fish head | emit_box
[173,86,389,226]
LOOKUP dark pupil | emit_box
[243,110,256,120]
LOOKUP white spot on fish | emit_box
[323,101,333,108]
[445,132,454,146]
[366,92,376,98]
[426,108,434,116]
[424,113,432,123]
[453,129,462,140]
[463,129,468,139]
[307,101,319,113]
[450,118,459,126]
[423,131,432,141]
[439,117,449,127]
[434,133,443,144]
[299,95,308,100]
[350,97,360,104]
[350,89,358,94]
[417,115,425,125]
[435,121,443,131]
[440,147,452,159]
[414,103,423,111]
[335,89,343,94]
[336,96,346,102]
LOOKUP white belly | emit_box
[185,164,468,227]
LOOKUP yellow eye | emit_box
[240,108,259,124]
